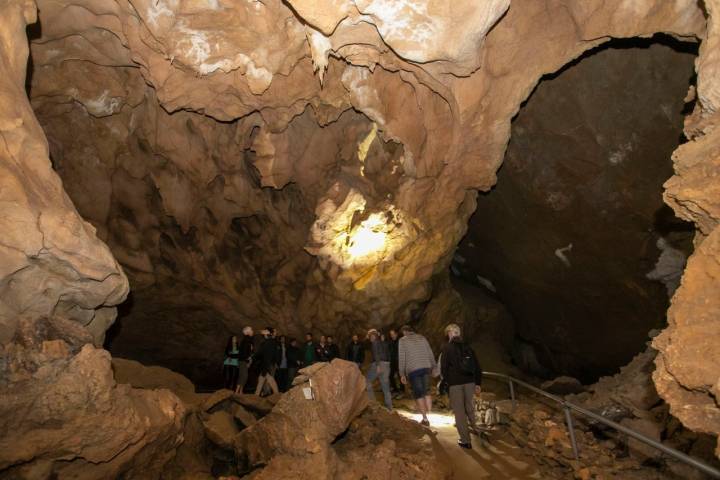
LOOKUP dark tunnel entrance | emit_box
[453,35,698,383]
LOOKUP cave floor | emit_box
[397,409,542,479]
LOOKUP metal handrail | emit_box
[482,371,720,479]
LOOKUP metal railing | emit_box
[482,371,720,479]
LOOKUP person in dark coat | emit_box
[346,334,365,368]
[254,329,279,396]
[366,329,393,411]
[286,338,302,390]
[236,326,254,393]
[326,336,340,360]
[440,323,482,449]
[388,329,403,395]
[316,335,330,362]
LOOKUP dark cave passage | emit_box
[454,35,697,383]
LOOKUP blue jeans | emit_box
[367,361,392,410]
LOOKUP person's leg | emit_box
[389,363,399,392]
[230,366,240,391]
[237,361,249,393]
[266,373,279,394]
[287,367,297,389]
[449,385,471,445]
[463,383,477,431]
[366,362,378,402]
[379,362,392,410]
[255,373,267,395]
[410,373,429,421]
[423,374,432,415]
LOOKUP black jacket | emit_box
[346,341,365,364]
[286,345,301,368]
[255,336,280,372]
[239,335,253,362]
[370,339,391,363]
[440,338,482,387]
[389,338,399,366]
[327,343,340,361]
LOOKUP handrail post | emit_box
[509,379,516,412]
[564,405,580,460]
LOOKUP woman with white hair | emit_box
[440,323,482,449]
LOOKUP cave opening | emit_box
[454,35,698,384]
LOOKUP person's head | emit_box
[352,334,359,343]
[327,336,334,344]
[380,332,386,341]
[444,323,461,340]
[290,338,298,347]
[320,335,326,344]
[266,326,276,337]
[227,335,238,350]
[242,326,253,337]
[389,329,398,340]
[305,333,313,342]
[400,325,413,336]
[260,328,271,338]
[367,329,379,341]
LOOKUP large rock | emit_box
[112,357,201,406]
[0,341,186,478]
[234,359,367,466]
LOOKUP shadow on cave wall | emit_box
[454,34,697,383]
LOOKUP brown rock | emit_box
[231,394,276,416]
[41,339,70,359]
[232,403,258,429]
[234,359,367,466]
[112,357,200,406]
[202,389,235,412]
[203,410,240,450]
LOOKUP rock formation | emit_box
[0,0,719,473]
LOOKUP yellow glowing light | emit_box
[346,213,388,258]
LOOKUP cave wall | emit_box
[456,39,696,381]
[0,0,718,473]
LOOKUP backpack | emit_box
[458,342,477,376]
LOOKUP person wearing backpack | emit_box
[440,323,482,449]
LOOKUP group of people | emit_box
[222,322,483,449]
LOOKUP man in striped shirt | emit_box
[399,325,437,426]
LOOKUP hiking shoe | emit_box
[420,418,430,427]
[458,441,472,449]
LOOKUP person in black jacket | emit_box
[254,329,279,396]
[346,334,365,368]
[326,336,340,360]
[388,329,403,395]
[286,338,302,390]
[236,326,254,393]
[440,323,482,449]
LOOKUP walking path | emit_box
[398,410,543,479]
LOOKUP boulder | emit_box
[202,389,236,412]
[541,376,586,396]
[234,359,367,466]
[112,357,201,406]
[203,411,240,450]
[231,394,276,415]
[232,404,258,428]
